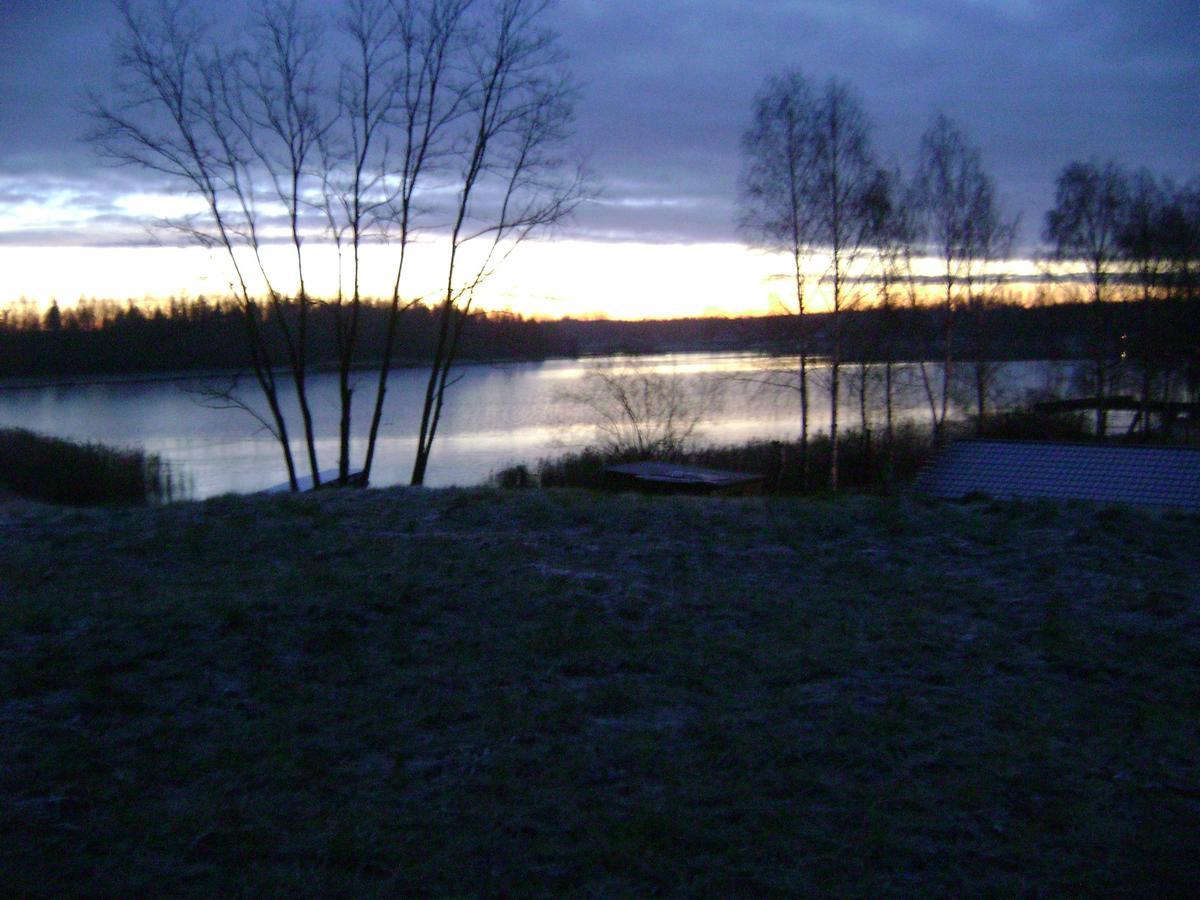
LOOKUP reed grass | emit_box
[0,428,175,505]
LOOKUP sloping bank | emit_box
[1,487,1197,894]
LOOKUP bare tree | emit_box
[959,178,1016,433]
[409,0,585,486]
[739,71,816,484]
[94,0,582,491]
[315,0,477,486]
[805,79,880,489]
[1044,160,1129,435]
[739,72,879,489]
[913,113,1001,440]
[315,0,405,485]
[236,0,333,484]
[358,0,475,486]
[1156,179,1200,416]
[90,0,305,489]
[1118,172,1200,434]
[833,163,922,479]
[864,165,920,450]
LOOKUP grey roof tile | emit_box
[915,440,1200,511]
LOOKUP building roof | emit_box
[914,440,1200,511]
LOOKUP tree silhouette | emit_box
[1045,160,1129,435]
[740,72,880,488]
[91,0,583,490]
[913,113,1010,439]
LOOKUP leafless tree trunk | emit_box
[410,0,584,486]
[961,192,1016,434]
[90,0,304,488]
[856,357,872,451]
[317,0,478,486]
[914,114,1001,441]
[808,80,879,490]
[317,0,403,485]
[738,71,815,486]
[862,165,916,461]
[961,292,1005,433]
[234,0,330,485]
[739,72,879,490]
[360,0,474,486]
[1045,160,1129,437]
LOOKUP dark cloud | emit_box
[1,0,1196,252]
[549,0,1198,249]
[0,1,111,167]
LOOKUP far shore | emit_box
[0,355,547,392]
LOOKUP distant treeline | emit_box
[1,294,1197,380]
[547,299,1199,365]
[0,298,563,379]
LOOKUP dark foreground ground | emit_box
[1,488,1198,895]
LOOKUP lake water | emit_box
[0,352,1060,498]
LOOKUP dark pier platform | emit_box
[605,461,764,496]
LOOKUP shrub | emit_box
[557,362,724,457]
[0,428,177,506]
[492,463,536,489]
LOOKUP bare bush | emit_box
[562,362,724,458]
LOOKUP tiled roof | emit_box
[914,440,1200,511]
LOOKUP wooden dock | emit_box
[604,461,764,496]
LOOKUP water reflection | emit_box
[0,352,1059,498]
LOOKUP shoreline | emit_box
[0,348,1084,392]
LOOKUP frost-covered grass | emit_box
[1,488,1198,894]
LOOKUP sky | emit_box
[0,0,1196,318]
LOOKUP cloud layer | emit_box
[1,0,1196,252]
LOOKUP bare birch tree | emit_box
[913,113,1000,440]
[1121,173,1200,432]
[739,71,816,484]
[739,72,879,489]
[91,0,307,488]
[94,0,582,490]
[1119,170,1176,435]
[1044,160,1129,435]
[959,178,1016,433]
[234,0,331,484]
[409,0,585,486]
[359,0,475,486]
[861,165,917,452]
[315,0,402,485]
[806,79,880,489]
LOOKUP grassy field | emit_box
[2,487,1198,895]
